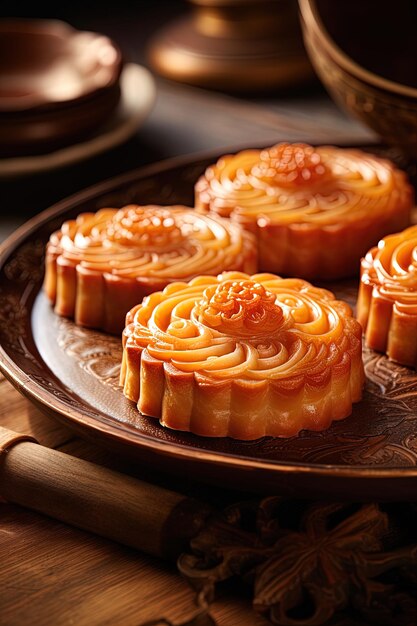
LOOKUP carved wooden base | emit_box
[175,499,417,626]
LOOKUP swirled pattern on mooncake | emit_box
[195,143,413,280]
[121,272,364,439]
[44,205,257,334]
[357,225,417,367]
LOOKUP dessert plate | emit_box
[1,149,417,500]
[0,64,156,178]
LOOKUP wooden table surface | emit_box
[0,4,377,625]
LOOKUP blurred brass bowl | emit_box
[299,0,417,157]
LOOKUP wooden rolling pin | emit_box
[0,426,213,560]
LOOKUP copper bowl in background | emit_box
[299,0,417,158]
[0,20,123,156]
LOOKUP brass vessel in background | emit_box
[148,0,313,92]
[299,0,417,158]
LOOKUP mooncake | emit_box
[357,224,417,367]
[121,271,364,439]
[44,205,257,334]
[195,143,413,280]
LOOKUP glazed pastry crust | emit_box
[195,143,413,280]
[121,271,364,439]
[357,224,417,367]
[44,205,257,334]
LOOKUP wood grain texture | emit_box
[0,375,269,625]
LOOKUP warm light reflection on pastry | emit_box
[196,143,413,280]
[44,205,257,334]
[121,272,364,439]
[358,225,417,367]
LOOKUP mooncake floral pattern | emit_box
[43,204,256,333]
[358,225,417,367]
[196,143,413,279]
[121,272,364,439]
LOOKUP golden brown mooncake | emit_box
[357,224,417,367]
[195,143,413,280]
[44,205,257,334]
[121,271,364,439]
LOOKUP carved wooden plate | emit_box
[1,149,417,500]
